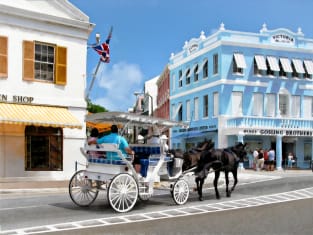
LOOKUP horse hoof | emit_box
[199,197,203,201]
[216,196,221,200]
[226,194,231,197]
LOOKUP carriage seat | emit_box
[84,143,129,165]
[88,158,127,165]
[130,145,161,156]
[130,144,172,166]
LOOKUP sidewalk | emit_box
[0,169,311,194]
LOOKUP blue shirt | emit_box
[96,133,129,160]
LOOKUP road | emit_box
[1,171,312,234]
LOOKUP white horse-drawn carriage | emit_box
[69,112,190,212]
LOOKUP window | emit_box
[171,103,176,119]
[203,95,208,118]
[232,92,242,115]
[23,40,67,84]
[0,36,8,78]
[194,97,199,120]
[279,59,287,77]
[253,93,263,116]
[292,59,305,78]
[266,56,280,76]
[171,74,176,91]
[279,58,292,77]
[265,94,276,117]
[25,126,63,171]
[303,96,312,118]
[178,70,183,87]
[304,60,313,79]
[35,43,55,81]
[213,54,218,75]
[254,55,267,76]
[186,100,190,121]
[185,68,191,85]
[213,92,219,116]
[193,64,199,82]
[202,59,208,78]
[291,96,300,118]
[233,53,246,75]
[291,61,299,78]
[178,104,183,121]
[279,94,289,116]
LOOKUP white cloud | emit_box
[93,62,144,111]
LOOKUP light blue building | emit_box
[169,24,313,170]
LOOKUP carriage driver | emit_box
[88,124,135,162]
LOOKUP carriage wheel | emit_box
[172,178,189,205]
[107,173,138,213]
[69,170,99,207]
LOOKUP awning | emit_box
[0,103,82,129]
[173,130,216,139]
[254,55,267,70]
[233,53,247,69]
[266,56,280,71]
[304,60,313,75]
[279,58,293,73]
[292,59,305,74]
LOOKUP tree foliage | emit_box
[87,99,108,113]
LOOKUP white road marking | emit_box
[1,187,312,235]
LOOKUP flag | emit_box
[92,26,113,63]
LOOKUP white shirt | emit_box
[148,136,160,144]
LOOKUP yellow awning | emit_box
[0,103,82,129]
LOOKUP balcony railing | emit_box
[226,116,313,129]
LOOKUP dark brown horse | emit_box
[191,143,247,201]
[181,139,215,172]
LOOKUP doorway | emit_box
[282,142,295,168]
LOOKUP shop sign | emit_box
[189,43,199,54]
[0,94,34,104]
[243,129,313,137]
[271,34,295,45]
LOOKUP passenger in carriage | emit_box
[147,127,161,144]
[87,128,105,158]
[88,125,135,161]
[160,134,169,153]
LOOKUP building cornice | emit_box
[0,2,94,40]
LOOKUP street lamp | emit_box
[95,33,101,44]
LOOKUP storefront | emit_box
[0,1,93,179]
[169,24,313,169]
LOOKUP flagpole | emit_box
[85,59,101,100]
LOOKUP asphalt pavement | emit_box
[0,168,312,195]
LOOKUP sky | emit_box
[71,0,313,112]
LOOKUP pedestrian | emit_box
[148,127,161,144]
[247,150,254,169]
[160,134,169,153]
[257,149,264,171]
[87,128,105,158]
[253,148,259,170]
[287,152,294,168]
[268,148,275,171]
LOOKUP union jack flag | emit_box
[92,26,113,63]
